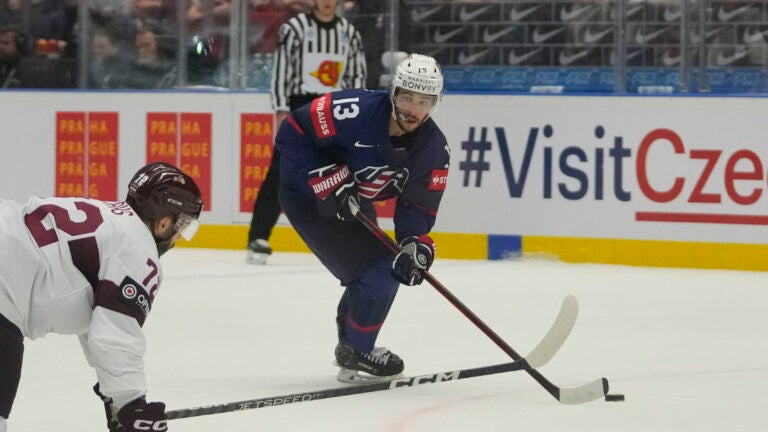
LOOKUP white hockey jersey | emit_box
[0,196,163,407]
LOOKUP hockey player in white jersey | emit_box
[0,162,203,432]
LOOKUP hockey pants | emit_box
[336,256,400,352]
[0,312,23,424]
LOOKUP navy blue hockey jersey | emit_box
[276,89,450,241]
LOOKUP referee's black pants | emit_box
[247,94,322,244]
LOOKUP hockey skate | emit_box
[334,343,404,383]
[246,239,272,265]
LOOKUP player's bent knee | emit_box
[354,257,399,297]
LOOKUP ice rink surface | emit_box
[8,248,768,431]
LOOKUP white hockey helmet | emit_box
[390,53,444,113]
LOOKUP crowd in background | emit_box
[0,0,359,89]
[2,0,410,90]
[3,0,768,92]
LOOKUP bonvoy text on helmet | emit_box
[399,79,438,94]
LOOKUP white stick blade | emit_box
[559,377,609,404]
[524,295,579,369]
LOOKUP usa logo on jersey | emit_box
[356,166,409,199]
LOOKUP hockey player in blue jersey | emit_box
[275,53,450,382]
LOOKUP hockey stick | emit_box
[167,293,577,420]
[168,362,524,420]
[349,199,608,404]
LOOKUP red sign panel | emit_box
[56,112,86,197]
[87,112,119,200]
[55,112,119,200]
[145,112,212,210]
[180,113,212,211]
[240,113,274,212]
[374,198,396,218]
[146,112,178,166]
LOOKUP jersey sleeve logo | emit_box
[310,94,337,138]
[429,169,448,191]
[122,283,137,299]
[119,276,152,317]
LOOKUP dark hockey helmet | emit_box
[126,162,203,242]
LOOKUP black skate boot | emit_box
[334,343,405,383]
[246,239,272,265]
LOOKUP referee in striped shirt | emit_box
[247,0,367,264]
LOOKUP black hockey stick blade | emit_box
[348,198,609,404]
[166,292,578,420]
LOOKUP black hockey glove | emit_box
[308,163,359,221]
[392,235,435,285]
[94,383,168,432]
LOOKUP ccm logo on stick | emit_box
[132,419,168,431]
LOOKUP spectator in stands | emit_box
[0,4,79,89]
[0,24,26,88]
[90,0,131,17]
[248,0,310,55]
[187,0,231,33]
[136,25,166,65]
[187,0,309,59]
[89,0,137,42]
[45,0,79,59]
[130,0,176,29]
[182,0,309,88]
[87,26,129,88]
[0,0,22,27]
[0,0,75,56]
[131,0,176,25]
[111,25,176,88]
[0,0,58,33]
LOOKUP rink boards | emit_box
[1,90,767,270]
